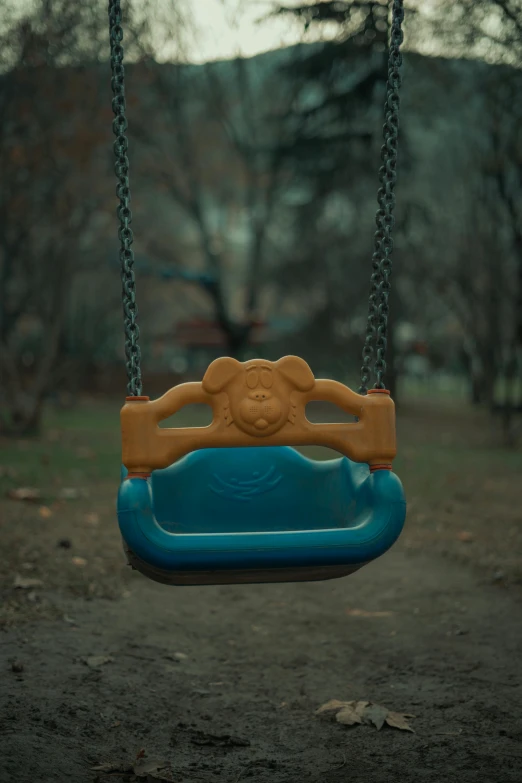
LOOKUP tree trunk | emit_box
[499,347,518,447]
[470,375,483,405]
[461,349,483,405]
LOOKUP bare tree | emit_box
[0,1,113,433]
[120,3,297,357]
[410,0,522,440]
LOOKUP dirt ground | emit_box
[1,398,522,782]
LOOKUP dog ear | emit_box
[275,356,315,392]
[202,357,243,394]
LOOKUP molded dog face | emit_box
[202,356,315,437]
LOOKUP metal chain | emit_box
[108,0,142,396]
[359,0,404,393]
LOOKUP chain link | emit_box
[108,0,142,396]
[359,0,404,393]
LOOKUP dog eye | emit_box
[261,370,272,389]
[246,370,258,389]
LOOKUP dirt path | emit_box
[2,542,522,783]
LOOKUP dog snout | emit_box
[248,390,272,401]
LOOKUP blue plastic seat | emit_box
[118,446,406,585]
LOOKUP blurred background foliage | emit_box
[0,0,521,444]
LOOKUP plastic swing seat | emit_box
[118,356,406,585]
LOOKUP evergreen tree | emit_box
[274,1,390,182]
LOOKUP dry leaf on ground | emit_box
[336,701,368,726]
[134,757,171,777]
[386,710,416,731]
[72,556,87,567]
[316,699,415,732]
[7,487,41,502]
[38,506,53,518]
[362,703,390,730]
[165,652,188,661]
[315,699,347,715]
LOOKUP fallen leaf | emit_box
[316,699,415,733]
[71,556,87,567]
[165,651,188,661]
[457,531,473,543]
[134,758,170,775]
[345,608,394,617]
[110,720,121,729]
[362,703,389,730]
[84,511,100,526]
[316,699,354,716]
[13,575,44,589]
[38,505,53,518]
[7,487,41,502]
[336,702,365,726]
[82,655,114,668]
[385,711,416,732]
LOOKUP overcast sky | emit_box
[9,0,513,66]
[168,0,507,65]
[180,0,305,62]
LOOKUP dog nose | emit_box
[248,390,272,401]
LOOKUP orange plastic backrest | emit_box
[121,356,397,475]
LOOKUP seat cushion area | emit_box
[149,447,371,534]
